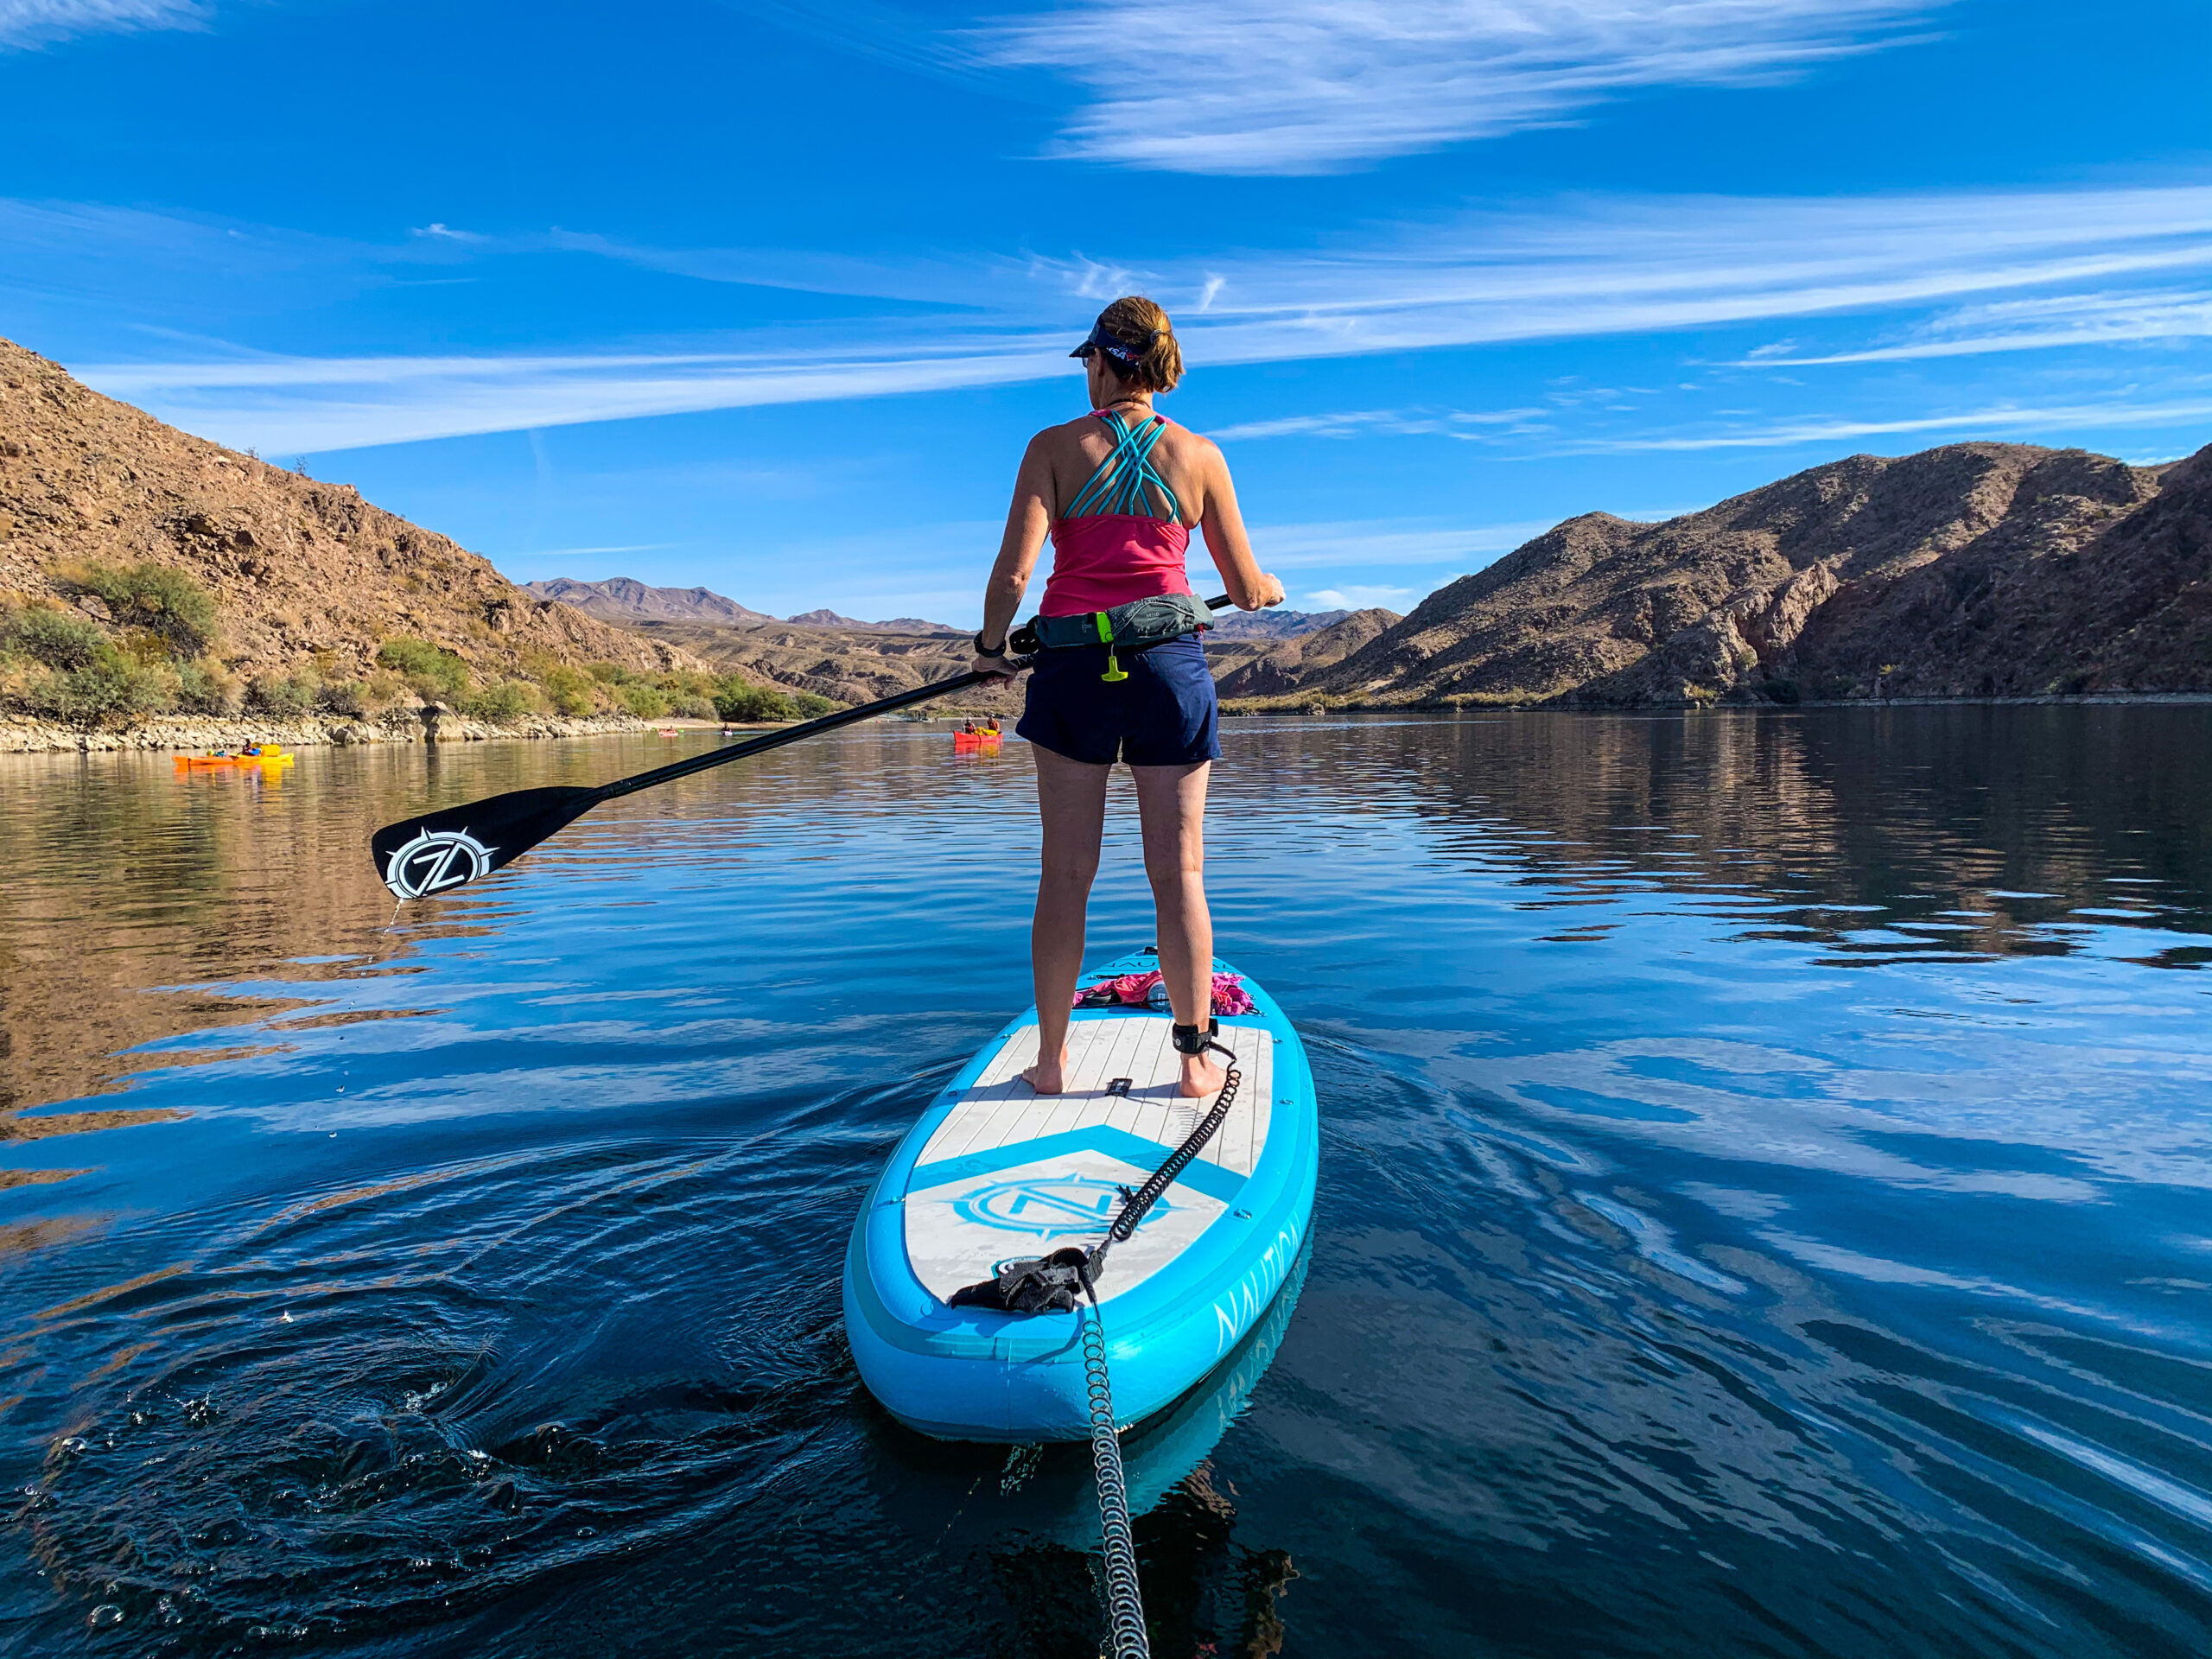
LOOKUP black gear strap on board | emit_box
[950,1027,1243,1314]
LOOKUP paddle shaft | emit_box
[586,593,1235,804]
[372,594,1241,896]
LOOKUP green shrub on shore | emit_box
[461,679,537,723]
[175,659,243,715]
[0,595,773,731]
[791,691,836,718]
[539,664,597,716]
[248,672,320,717]
[374,637,470,702]
[616,682,669,719]
[8,608,107,671]
[33,654,174,731]
[319,679,370,717]
[68,563,219,656]
[713,677,797,722]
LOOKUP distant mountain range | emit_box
[1224,440,2212,709]
[523,577,959,634]
[429,435,2212,716]
[522,576,774,627]
[1205,607,1352,640]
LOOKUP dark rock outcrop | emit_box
[1263,441,2209,708]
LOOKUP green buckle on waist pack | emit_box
[1020,594,1212,682]
[1096,612,1128,682]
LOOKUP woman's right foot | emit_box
[1022,1046,1071,1094]
[1178,1052,1226,1099]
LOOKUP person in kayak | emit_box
[971,295,1284,1100]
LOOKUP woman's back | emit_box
[1034,409,1224,616]
[1036,410,1218,529]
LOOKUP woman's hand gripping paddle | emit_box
[371,595,1240,899]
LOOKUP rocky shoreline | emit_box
[0,709,705,755]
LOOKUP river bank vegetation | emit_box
[0,560,833,735]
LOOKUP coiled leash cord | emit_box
[1083,1289,1148,1659]
[946,1020,1243,1659]
[1087,1020,1241,1280]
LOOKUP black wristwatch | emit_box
[972,631,1007,658]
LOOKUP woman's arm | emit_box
[973,434,1055,675]
[1195,442,1285,611]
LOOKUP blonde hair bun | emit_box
[1096,295,1183,393]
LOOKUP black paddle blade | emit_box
[371,785,603,899]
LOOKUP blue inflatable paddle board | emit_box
[843,948,1318,1442]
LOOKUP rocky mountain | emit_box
[609,604,1319,715]
[1205,607,1351,641]
[522,578,962,636]
[1214,608,1402,699]
[0,337,704,728]
[785,607,959,633]
[521,576,774,627]
[607,614,1014,714]
[1255,441,2211,709]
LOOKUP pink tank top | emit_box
[1039,410,1195,617]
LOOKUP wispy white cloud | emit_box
[46,182,2212,452]
[79,339,1076,452]
[1563,396,2212,453]
[1212,406,1548,441]
[1736,289,2212,365]
[0,0,203,50]
[981,0,1943,174]
[1309,584,1421,610]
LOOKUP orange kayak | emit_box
[175,744,294,769]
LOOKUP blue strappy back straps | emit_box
[1065,410,1181,522]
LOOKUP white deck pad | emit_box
[904,1014,1274,1307]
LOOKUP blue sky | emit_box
[3,0,2207,625]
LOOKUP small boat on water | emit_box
[952,726,1003,750]
[175,743,293,770]
[844,948,1318,1441]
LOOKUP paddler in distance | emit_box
[970,295,1284,1100]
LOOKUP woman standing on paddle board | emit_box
[971,296,1284,1101]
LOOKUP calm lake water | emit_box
[3,708,2210,1657]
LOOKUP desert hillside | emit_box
[560,584,1371,709]
[0,338,753,734]
[1253,441,2211,709]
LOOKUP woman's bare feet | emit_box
[1178,1052,1226,1099]
[1023,1046,1071,1094]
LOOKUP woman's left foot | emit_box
[1178,1052,1226,1099]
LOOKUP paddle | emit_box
[372,594,1238,898]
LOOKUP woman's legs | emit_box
[1026,743,1111,1093]
[1132,760,1225,1098]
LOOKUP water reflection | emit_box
[1,709,2209,1656]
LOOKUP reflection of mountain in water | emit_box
[0,755,400,1126]
[1337,706,2212,966]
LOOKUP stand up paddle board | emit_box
[843,948,1318,1442]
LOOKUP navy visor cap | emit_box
[1071,317,1159,368]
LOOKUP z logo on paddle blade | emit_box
[383,829,496,899]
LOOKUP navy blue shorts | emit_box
[1016,634,1221,766]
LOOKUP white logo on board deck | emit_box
[953,1176,1173,1234]
[384,829,496,899]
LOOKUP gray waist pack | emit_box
[1016,593,1212,683]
